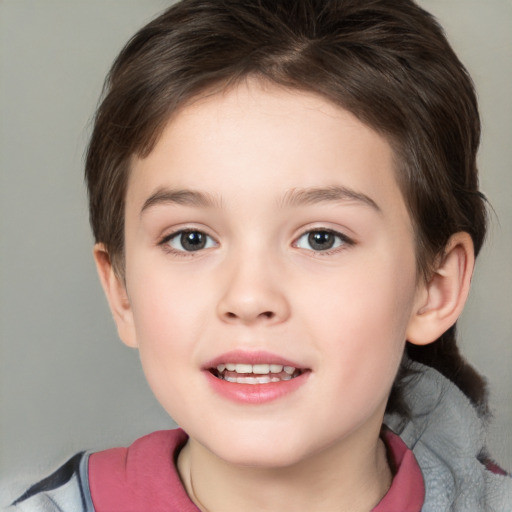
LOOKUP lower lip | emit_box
[204,371,310,404]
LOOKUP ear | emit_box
[93,244,138,348]
[406,232,475,346]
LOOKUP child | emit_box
[9,0,511,510]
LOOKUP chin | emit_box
[219,444,308,469]
[200,426,321,469]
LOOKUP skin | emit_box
[95,80,475,512]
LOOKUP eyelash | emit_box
[293,228,354,255]
[158,228,354,256]
[159,229,218,257]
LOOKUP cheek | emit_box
[308,249,415,331]
[127,270,209,417]
[128,249,206,326]
[126,259,208,366]
[300,249,417,388]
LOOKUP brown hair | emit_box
[85,0,488,417]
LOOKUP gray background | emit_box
[1,0,511,500]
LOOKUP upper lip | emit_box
[202,350,307,370]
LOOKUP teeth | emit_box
[214,362,301,383]
[216,363,296,375]
[224,375,285,384]
[235,363,252,374]
[237,376,261,384]
[253,364,269,374]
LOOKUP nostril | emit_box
[223,310,275,321]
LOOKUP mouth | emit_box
[203,351,310,403]
[210,363,304,384]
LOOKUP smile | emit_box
[212,363,302,384]
[204,350,310,403]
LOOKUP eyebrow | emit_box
[140,184,381,215]
[140,188,222,215]
[279,186,381,213]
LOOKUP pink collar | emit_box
[371,428,424,511]
[89,428,424,511]
[89,429,199,511]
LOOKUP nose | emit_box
[216,252,291,326]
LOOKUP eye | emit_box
[163,230,217,252]
[294,229,351,252]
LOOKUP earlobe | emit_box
[93,244,138,348]
[406,232,475,346]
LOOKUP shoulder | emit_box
[88,429,195,511]
[7,452,94,512]
[7,429,191,512]
[373,429,425,511]
[384,363,512,511]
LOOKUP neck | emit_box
[177,425,392,512]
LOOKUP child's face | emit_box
[118,81,424,467]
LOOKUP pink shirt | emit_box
[89,428,424,511]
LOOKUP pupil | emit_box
[181,231,206,251]
[308,231,334,251]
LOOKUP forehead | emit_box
[126,81,408,221]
